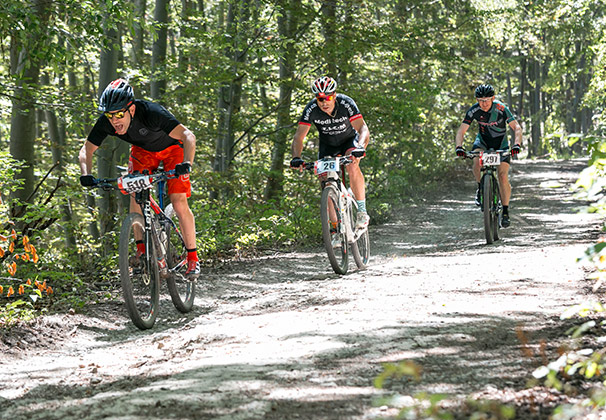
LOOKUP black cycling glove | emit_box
[174,162,192,176]
[352,148,366,158]
[80,175,97,187]
[455,146,466,157]
[511,144,521,156]
[290,157,304,168]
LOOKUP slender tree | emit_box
[8,0,52,219]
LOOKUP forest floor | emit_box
[1,158,605,420]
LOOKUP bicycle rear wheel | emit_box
[321,185,348,274]
[482,175,495,244]
[164,205,195,313]
[119,213,160,330]
[350,204,370,269]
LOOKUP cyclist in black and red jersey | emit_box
[78,78,200,279]
[290,76,371,230]
[455,83,523,228]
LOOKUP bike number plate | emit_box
[118,175,153,194]
[481,152,501,167]
[314,158,340,175]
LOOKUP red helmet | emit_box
[311,76,337,95]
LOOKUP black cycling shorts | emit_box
[318,136,357,159]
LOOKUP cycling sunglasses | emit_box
[104,109,128,120]
[316,93,335,102]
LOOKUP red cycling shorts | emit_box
[128,145,191,197]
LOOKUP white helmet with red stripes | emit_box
[311,76,337,95]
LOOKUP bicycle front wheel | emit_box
[492,179,502,241]
[321,185,348,274]
[119,213,160,330]
[482,175,495,244]
[164,206,195,313]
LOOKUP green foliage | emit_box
[374,360,515,419]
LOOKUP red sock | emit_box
[187,249,198,262]
[136,241,145,254]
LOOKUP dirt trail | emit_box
[0,158,602,420]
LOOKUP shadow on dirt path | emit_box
[0,158,602,420]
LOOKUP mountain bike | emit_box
[463,149,509,244]
[93,169,195,329]
[304,155,370,274]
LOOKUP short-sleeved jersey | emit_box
[298,93,363,147]
[462,100,515,149]
[87,99,181,152]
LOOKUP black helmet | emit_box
[475,84,495,98]
[98,78,134,112]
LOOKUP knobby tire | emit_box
[482,175,495,244]
[164,205,195,313]
[492,180,501,241]
[119,213,160,330]
[321,185,348,274]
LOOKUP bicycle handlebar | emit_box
[302,154,360,171]
[91,170,177,194]
[462,149,510,160]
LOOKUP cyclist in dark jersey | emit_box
[78,79,200,279]
[455,83,522,228]
[290,76,370,230]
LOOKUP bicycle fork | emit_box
[340,186,359,244]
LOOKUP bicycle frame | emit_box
[464,149,508,244]
[316,159,363,244]
[93,169,194,328]
[152,181,188,274]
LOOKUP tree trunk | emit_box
[517,55,526,126]
[321,0,337,77]
[212,0,250,200]
[8,0,52,222]
[529,57,541,158]
[151,0,169,99]
[40,72,77,248]
[506,72,514,150]
[264,0,298,201]
[96,16,121,243]
[131,0,147,68]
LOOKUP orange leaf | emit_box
[0,285,3,294]
[0,248,4,258]
[8,242,14,253]
[26,278,31,285]
[23,254,30,262]
[46,286,53,295]
[8,262,17,276]
[0,235,7,241]
[18,285,24,295]
[7,286,13,297]
[32,253,39,263]
[14,254,19,260]
[42,280,47,290]
[24,243,31,253]
[22,236,29,245]
[10,229,16,240]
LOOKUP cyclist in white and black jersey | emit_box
[290,76,371,229]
